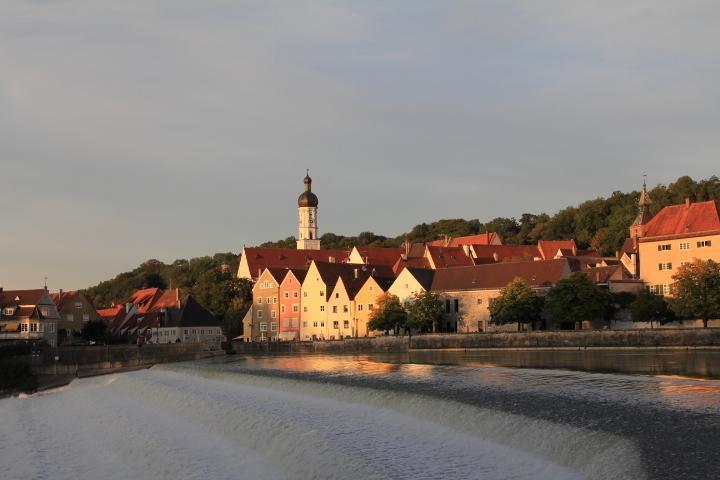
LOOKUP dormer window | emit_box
[3,307,14,315]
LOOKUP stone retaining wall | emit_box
[232,328,720,354]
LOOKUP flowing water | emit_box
[1,350,719,480]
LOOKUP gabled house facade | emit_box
[247,268,285,341]
[50,290,100,344]
[0,288,59,347]
[279,269,306,341]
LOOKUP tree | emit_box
[489,278,544,332]
[368,293,407,334]
[82,321,107,342]
[670,259,720,328]
[630,290,674,328]
[546,272,613,329]
[405,291,445,333]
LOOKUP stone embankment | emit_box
[232,328,720,354]
[3,343,224,377]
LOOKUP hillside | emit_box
[85,175,719,315]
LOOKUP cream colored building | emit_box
[0,288,59,347]
[633,198,720,295]
[352,275,395,337]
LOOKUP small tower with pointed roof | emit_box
[630,175,653,239]
[296,170,321,250]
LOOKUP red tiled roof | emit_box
[243,248,350,279]
[314,261,395,298]
[391,256,432,274]
[127,288,163,313]
[429,259,570,292]
[641,200,720,240]
[538,240,577,260]
[0,289,46,307]
[428,232,500,247]
[426,246,475,268]
[355,247,404,265]
[470,244,541,263]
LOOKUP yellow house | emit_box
[634,198,720,295]
[340,271,396,337]
[387,268,436,304]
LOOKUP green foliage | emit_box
[368,294,407,333]
[405,291,446,333]
[81,321,107,342]
[193,269,253,337]
[671,259,720,328]
[630,290,674,328]
[546,272,613,328]
[489,278,544,331]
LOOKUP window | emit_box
[66,314,74,322]
[320,306,325,312]
[358,304,363,311]
[303,306,308,312]
[75,302,83,309]
[270,322,278,332]
[303,291,308,298]
[343,305,349,313]
[40,308,49,317]
[21,323,28,332]
[293,291,299,298]
[184,329,188,335]
[698,240,712,248]
[259,322,267,332]
[445,299,451,313]
[454,299,459,313]
[273,297,277,304]
[3,307,13,315]
[313,321,318,327]
[476,298,483,305]
[332,306,338,313]
[333,321,339,329]
[343,320,349,329]
[284,292,289,299]
[369,286,373,292]
[82,314,90,322]
[271,311,276,318]
[368,304,374,311]
[281,305,285,313]
[292,305,299,312]
[658,262,672,271]
[319,291,324,297]
[335,293,339,299]
[30,323,38,332]
[48,323,54,333]
[320,322,325,327]
[680,242,690,250]
[303,321,308,328]
[257,297,263,304]
[663,285,671,295]
[657,244,671,251]
[257,310,263,318]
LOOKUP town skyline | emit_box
[3,1,720,289]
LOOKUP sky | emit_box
[1,0,719,290]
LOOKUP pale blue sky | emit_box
[2,0,719,289]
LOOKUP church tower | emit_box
[629,176,653,239]
[296,171,321,250]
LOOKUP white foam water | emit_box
[0,364,645,480]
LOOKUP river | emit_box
[1,350,719,479]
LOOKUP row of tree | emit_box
[368,260,720,334]
[262,175,720,255]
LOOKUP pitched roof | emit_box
[171,296,220,328]
[127,288,163,313]
[242,247,350,279]
[404,268,436,291]
[429,259,570,292]
[391,256,432,274]
[641,200,720,240]
[426,246,475,268]
[0,289,46,307]
[538,240,577,260]
[314,262,395,298]
[354,247,404,265]
[50,290,83,310]
[428,232,501,247]
[582,265,624,284]
[470,244,541,263]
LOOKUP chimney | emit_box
[58,288,63,297]
[329,256,336,263]
[685,197,691,208]
[493,252,500,262]
[353,268,358,279]
[176,288,181,308]
[404,237,411,256]
[615,250,620,259]
[595,272,601,284]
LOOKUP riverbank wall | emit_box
[231,328,720,354]
[1,343,224,377]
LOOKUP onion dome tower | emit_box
[296,170,321,250]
